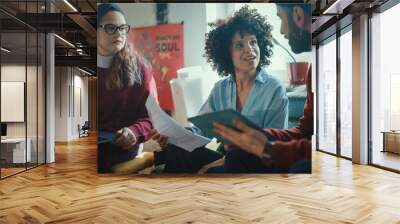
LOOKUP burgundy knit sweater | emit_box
[98,63,157,163]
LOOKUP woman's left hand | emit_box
[115,127,137,150]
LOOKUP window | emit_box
[0,0,47,179]
[370,2,400,171]
[317,37,337,154]
[339,29,352,158]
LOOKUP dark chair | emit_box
[78,121,90,138]
[286,85,307,128]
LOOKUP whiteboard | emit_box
[1,82,25,122]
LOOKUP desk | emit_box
[1,138,31,163]
[381,131,400,154]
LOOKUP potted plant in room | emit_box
[272,37,309,86]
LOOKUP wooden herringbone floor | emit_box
[1,135,400,223]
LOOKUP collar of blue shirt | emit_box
[227,68,269,84]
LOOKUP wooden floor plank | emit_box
[0,135,400,223]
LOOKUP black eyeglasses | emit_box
[98,24,131,35]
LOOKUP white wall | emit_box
[1,65,27,138]
[72,73,89,138]
[117,3,156,28]
[1,65,26,82]
[54,67,89,141]
[115,3,312,122]
[1,64,46,163]
[55,67,68,141]
[1,65,40,136]
[168,3,208,68]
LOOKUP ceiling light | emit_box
[322,0,356,15]
[77,67,93,76]
[322,0,343,15]
[1,47,11,53]
[63,0,78,12]
[54,34,75,48]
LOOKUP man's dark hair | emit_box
[276,3,312,54]
[276,3,311,14]
[204,5,273,77]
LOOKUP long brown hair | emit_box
[106,43,146,90]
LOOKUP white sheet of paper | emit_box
[145,96,210,152]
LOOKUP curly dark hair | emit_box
[204,5,273,77]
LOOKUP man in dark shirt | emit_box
[213,3,313,173]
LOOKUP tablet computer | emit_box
[188,109,263,144]
[98,131,117,145]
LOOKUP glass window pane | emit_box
[340,29,352,158]
[1,0,46,179]
[1,32,27,177]
[38,32,46,165]
[318,37,337,154]
[371,3,400,171]
[27,31,38,169]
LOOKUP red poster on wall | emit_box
[128,24,184,112]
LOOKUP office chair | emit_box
[78,121,90,138]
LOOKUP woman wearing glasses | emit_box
[97,3,157,172]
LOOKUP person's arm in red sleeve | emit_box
[213,106,312,172]
[264,70,313,141]
[116,98,153,149]
[263,139,311,171]
[264,93,313,141]
[142,62,159,103]
[128,116,152,144]
[127,64,157,144]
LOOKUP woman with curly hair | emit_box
[147,5,288,173]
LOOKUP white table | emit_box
[1,138,31,163]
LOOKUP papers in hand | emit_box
[145,96,210,152]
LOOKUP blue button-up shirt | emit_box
[198,68,288,130]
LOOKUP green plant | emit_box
[272,37,296,63]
